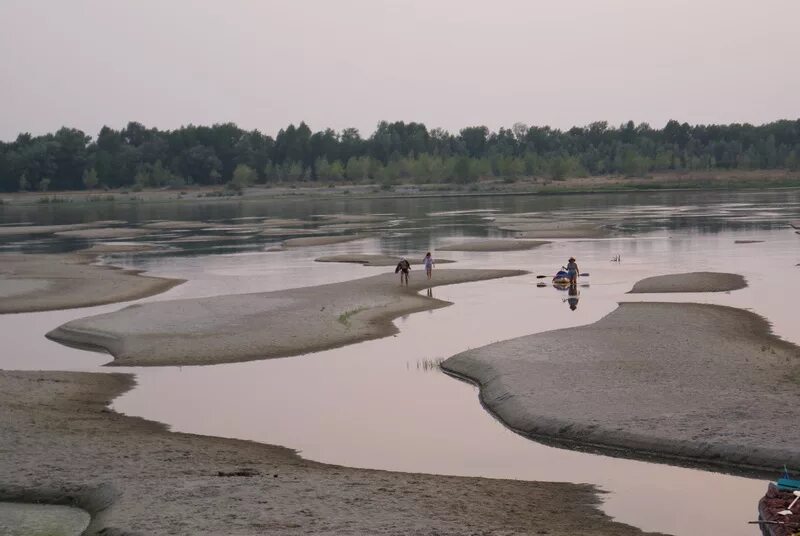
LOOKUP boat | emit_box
[756,475,800,536]
[552,268,572,286]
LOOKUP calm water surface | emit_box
[2,190,798,536]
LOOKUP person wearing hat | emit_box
[566,257,579,285]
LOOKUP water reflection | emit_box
[566,284,580,311]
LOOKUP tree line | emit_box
[1,119,799,192]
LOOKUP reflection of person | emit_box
[395,258,411,285]
[566,257,579,284]
[423,251,435,280]
[426,287,433,298]
[567,285,580,311]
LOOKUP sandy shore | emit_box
[628,272,747,293]
[315,254,455,267]
[438,239,549,252]
[0,253,183,314]
[442,302,800,474]
[47,269,526,366]
[0,370,660,536]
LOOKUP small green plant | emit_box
[337,307,365,327]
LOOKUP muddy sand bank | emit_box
[628,272,746,293]
[442,302,800,474]
[48,269,526,367]
[0,370,660,536]
[0,254,183,314]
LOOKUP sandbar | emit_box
[791,220,799,230]
[47,269,526,366]
[628,272,746,293]
[0,223,104,237]
[0,370,657,535]
[78,243,161,255]
[438,239,549,252]
[142,220,212,230]
[54,227,152,239]
[442,302,800,474]
[492,217,612,239]
[283,235,364,247]
[315,254,455,267]
[0,253,183,314]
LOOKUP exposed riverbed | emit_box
[1,190,798,535]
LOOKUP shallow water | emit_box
[0,502,90,536]
[1,190,798,536]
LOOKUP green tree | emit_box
[82,167,99,189]
[231,164,257,188]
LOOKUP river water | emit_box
[1,189,798,535]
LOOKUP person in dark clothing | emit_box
[395,258,411,285]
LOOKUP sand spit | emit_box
[283,235,364,247]
[54,227,152,239]
[628,272,746,293]
[260,228,317,237]
[47,269,526,367]
[492,218,612,239]
[790,220,799,230]
[0,254,183,314]
[315,254,455,267]
[142,220,212,230]
[439,239,549,252]
[442,302,800,474]
[78,243,161,255]
[0,222,115,237]
[314,213,390,224]
[0,370,659,536]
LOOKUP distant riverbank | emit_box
[1,169,799,207]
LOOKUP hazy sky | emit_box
[1,0,798,141]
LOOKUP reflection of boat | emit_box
[757,475,800,536]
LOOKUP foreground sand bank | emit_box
[628,272,747,293]
[0,254,183,314]
[442,302,800,474]
[48,269,526,367]
[0,370,660,536]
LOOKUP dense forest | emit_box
[1,119,799,192]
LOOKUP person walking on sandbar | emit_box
[423,251,435,280]
[395,257,411,286]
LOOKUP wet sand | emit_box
[628,272,747,293]
[47,269,527,367]
[315,254,455,267]
[438,239,549,252]
[442,302,800,474]
[0,254,183,314]
[0,370,660,536]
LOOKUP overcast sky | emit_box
[1,0,798,141]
